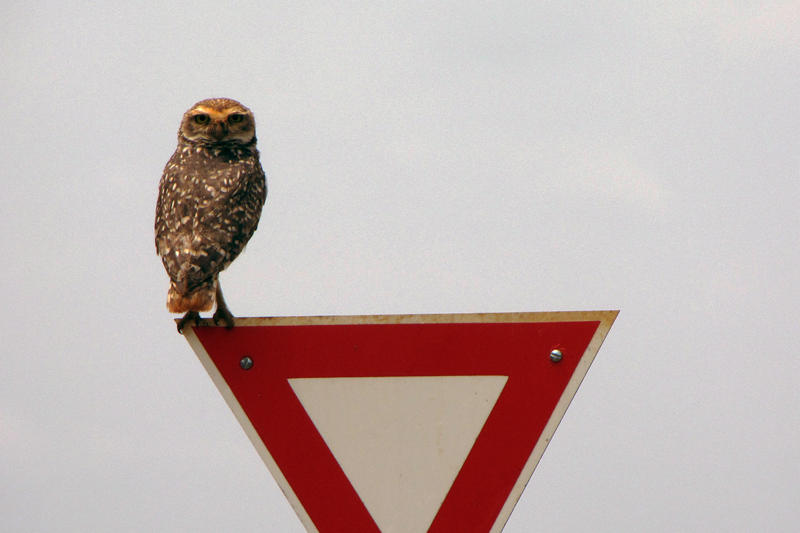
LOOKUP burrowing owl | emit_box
[155,98,267,332]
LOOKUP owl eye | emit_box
[228,113,245,124]
[193,114,210,124]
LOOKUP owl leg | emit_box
[176,311,201,333]
[212,282,235,329]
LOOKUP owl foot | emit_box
[213,306,235,329]
[177,311,201,333]
[213,282,235,329]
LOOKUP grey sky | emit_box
[2,2,798,531]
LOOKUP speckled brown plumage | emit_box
[155,98,266,332]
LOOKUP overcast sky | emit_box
[2,2,799,531]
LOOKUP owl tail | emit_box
[166,278,216,313]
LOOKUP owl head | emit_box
[179,98,256,145]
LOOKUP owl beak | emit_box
[209,120,228,141]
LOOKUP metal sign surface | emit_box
[183,311,617,532]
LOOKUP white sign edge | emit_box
[182,328,320,533]
[182,309,619,533]
[186,309,618,328]
[489,310,618,532]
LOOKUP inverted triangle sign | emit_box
[183,311,617,532]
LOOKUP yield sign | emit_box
[183,311,617,532]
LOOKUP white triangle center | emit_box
[288,375,508,533]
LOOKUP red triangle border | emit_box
[184,311,617,533]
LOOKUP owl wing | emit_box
[155,154,265,294]
[218,160,267,266]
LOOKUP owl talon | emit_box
[212,282,235,329]
[213,307,235,329]
[177,311,201,333]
